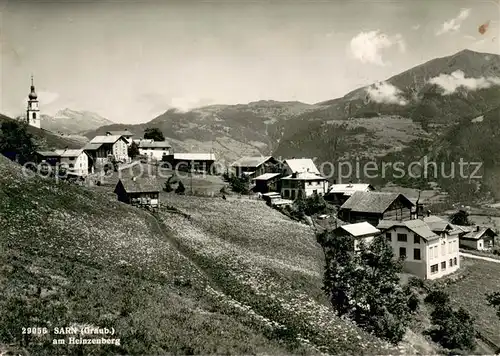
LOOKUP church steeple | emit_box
[26,75,40,128]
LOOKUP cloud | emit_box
[350,30,406,66]
[412,24,421,30]
[365,82,408,105]
[38,91,60,106]
[170,97,214,112]
[428,70,500,95]
[436,8,471,35]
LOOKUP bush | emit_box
[164,181,173,193]
[425,289,476,351]
[228,175,249,194]
[175,181,186,195]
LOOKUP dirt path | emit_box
[460,252,500,263]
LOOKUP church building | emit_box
[26,76,41,129]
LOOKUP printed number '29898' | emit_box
[22,327,48,335]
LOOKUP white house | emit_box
[88,135,129,163]
[455,225,497,250]
[280,171,329,199]
[54,149,92,176]
[377,216,460,280]
[137,140,172,161]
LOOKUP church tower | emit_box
[26,75,41,128]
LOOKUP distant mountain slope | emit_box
[84,100,319,163]
[0,113,85,150]
[41,108,114,135]
[306,49,500,124]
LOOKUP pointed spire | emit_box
[29,74,37,100]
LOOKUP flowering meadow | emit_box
[0,156,288,355]
[159,194,421,355]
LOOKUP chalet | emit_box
[54,149,93,176]
[281,172,329,199]
[137,140,172,161]
[378,216,461,280]
[283,158,320,175]
[331,222,381,251]
[230,156,280,178]
[252,173,281,193]
[455,225,497,250]
[35,151,61,167]
[338,191,414,226]
[113,177,160,211]
[326,183,375,205]
[165,153,217,173]
[106,130,134,145]
[84,135,129,166]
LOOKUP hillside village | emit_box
[3,71,500,356]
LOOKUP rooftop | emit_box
[36,150,60,157]
[340,222,380,237]
[253,173,281,181]
[54,149,85,158]
[284,158,320,175]
[173,153,216,161]
[138,141,171,149]
[231,156,274,168]
[83,142,104,151]
[90,135,124,144]
[340,191,414,214]
[377,219,439,241]
[282,172,327,181]
[106,130,134,137]
[115,177,160,194]
[328,183,374,196]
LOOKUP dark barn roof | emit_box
[114,178,160,194]
[340,191,414,214]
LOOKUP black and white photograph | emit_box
[2,0,500,355]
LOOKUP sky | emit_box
[1,0,499,124]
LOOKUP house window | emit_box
[313,190,318,195]
[441,261,446,270]
[449,259,453,267]
[397,233,407,242]
[399,247,406,259]
[386,233,392,242]
[413,248,421,260]
[32,112,36,119]
[431,264,439,274]
[454,257,457,266]
[414,235,420,244]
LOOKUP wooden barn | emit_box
[114,177,160,211]
[338,191,414,226]
[252,172,281,193]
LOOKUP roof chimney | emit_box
[476,225,480,232]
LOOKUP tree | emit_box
[128,141,140,159]
[449,209,472,226]
[486,291,500,319]
[317,233,415,344]
[144,128,165,141]
[0,121,38,164]
[175,181,186,195]
[163,181,173,193]
[425,288,476,351]
[229,175,250,194]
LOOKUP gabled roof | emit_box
[114,178,160,194]
[231,156,274,168]
[328,183,374,196]
[90,135,124,144]
[461,227,497,240]
[138,141,171,149]
[340,191,414,214]
[173,153,216,161]
[106,130,133,137]
[54,149,85,158]
[281,172,327,181]
[253,173,281,181]
[423,216,454,233]
[339,222,380,237]
[36,150,60,157]
[283,158,320,175]
[83,142,104,151]
[377,219,439,241]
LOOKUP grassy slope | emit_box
[0,114,83,150]
[442,258,500,347]
[0,155,289,355]
[158,193,431,355]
